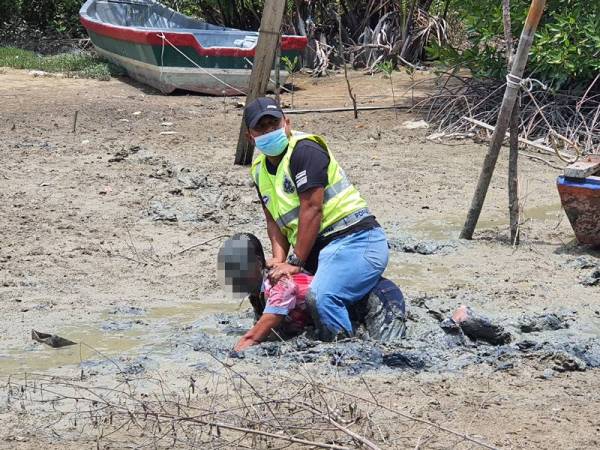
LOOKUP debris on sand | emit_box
[109,306,146,316]
[388,235,458,255]
[177,168,209,190]
[517,312,571,333]
[147,201,178,222]
[108,144,141,162]
[581,268,600,286]
[32,329,76,348]
[542,351,587,372]
[402,119,429,129]
[444,305,511,345]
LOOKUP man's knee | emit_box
[363,278,406,341]
[305,289,350,342]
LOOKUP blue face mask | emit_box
[254,126,289,156]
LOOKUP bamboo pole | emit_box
[459,0,546,240]
[234,0,286,166]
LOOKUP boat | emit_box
[557,155,600,245]
[79,0,307,95]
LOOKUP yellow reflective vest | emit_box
[251,131,369,246]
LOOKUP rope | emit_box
[506,73,548,91]
[157,33,248,96]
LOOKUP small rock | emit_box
[132,111,142,116]
[160,122,174,127]
[542,368,555,379]
[518,313,568,333]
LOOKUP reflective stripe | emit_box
[323,176,351,202]
[275,207,300,228]
[254,162,261,186]
[320,207,372,237]
[273,176,353,230]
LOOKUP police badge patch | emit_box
[283,176,296,194]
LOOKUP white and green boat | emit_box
[80,0,307,95]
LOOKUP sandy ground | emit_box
[0,68,599,449]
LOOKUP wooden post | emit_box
[508,102,520,245]
[459,0,546,239]
[503,0,520,245]
[234,0,286,166]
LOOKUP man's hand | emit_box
[269,262,300,283]
[234,313,283,352]
[266,257,285,269]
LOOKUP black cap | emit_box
[243,97,283,129]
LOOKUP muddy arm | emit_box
[234,313,284,351]
[263,205,290,264]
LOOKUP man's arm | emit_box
[234,313,283,351]
[294,187,324,262]
[269,187,323,282]
[263,204,290,265]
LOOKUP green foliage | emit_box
[0,47,124,80]
[429,0,600,90]
[1,0,85,36]
[0,0,18,22]
[281,55,299,74]
[376,60,394,78]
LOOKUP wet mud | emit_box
[8,286,599,380]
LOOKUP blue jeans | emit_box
[308,227,389,337]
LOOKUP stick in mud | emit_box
[72,110,78,133]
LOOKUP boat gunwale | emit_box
[79,0,307,58]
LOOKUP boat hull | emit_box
[95,46,287,95]
[557,175,600,245]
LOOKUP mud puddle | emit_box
[385,259,468,291]
[0,301,240,376]
[403,203,563,240]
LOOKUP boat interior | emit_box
[84,0,260,48]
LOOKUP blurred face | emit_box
[217,236,264,297]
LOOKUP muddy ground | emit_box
[0,68,599,449]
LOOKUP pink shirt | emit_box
[263,273,313,331]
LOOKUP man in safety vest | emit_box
[244,97,390,341]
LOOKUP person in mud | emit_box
[218,232,405,352]
[243,97,393,341]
